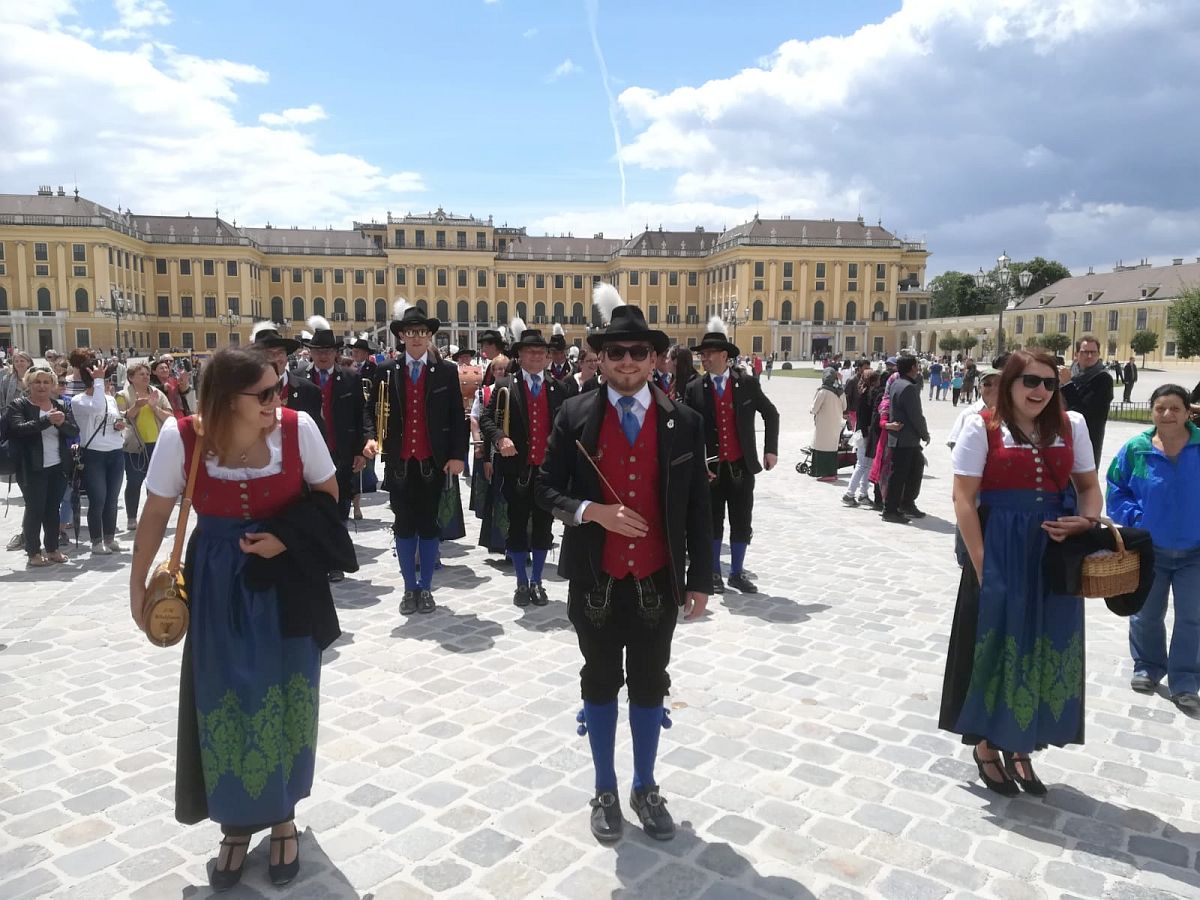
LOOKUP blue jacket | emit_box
[1106,422,1200,551]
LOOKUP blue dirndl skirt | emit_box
[189,514,321,828]
[939,490,1085,752]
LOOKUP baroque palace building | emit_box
[0,186,932,359]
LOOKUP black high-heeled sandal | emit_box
[210,836,250,892]
[1002,751,1047,796]
[973,745,1019,797]
[269,825,300,886]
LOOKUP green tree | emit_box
[1007,257,1072,297]
[1130,329,1158,366]
[1040,333,1072,355]
[1023,335,1041,349]
[960,334,979,355]
[1169,286,1200,358]
[929,271,1001,318]
[938,335,962,353]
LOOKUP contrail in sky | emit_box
[585,0,626,210]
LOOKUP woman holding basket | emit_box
[129,346,347,890]
[939,349,1101,796]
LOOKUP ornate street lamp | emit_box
[218,310,242,344]
[722,298,750,348]
[973,252,1032,356]
[99,288,133,352]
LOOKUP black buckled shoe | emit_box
[400,591,418,615]
[513,584,531,607]
[881,511,911,524]
[209,836,250,892]
[973,746,1019,797]
[901,506,927,519]
[712,574,726,594]
[530,583,550,606]
[268,825,300,886]
[417,589,436,614]
[327,570,344,583]
[727,572,757,594]
[589,791,624,842]
[1002,752,1047,796]
[629,786,675,841]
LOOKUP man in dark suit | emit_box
[536,289,711,845]
[1061,335,1114,469]
[347,336,380,513]
[883,355,931,524]
[480,322,569,607]
[547,324,572,382]
[1122,356,1138,403]
[685,318,780,594]
[250,323,325,434]
[364,303,467,614]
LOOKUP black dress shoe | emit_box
[209,837,249,892]
[268,825,300,886]
[530,583,550,606]
[712,574,726,594]
[417,589,436,614]
[327,570,344,583]
[400,591,418,615]
[589,791,624,842]
[727,572,757,593]
[881,511,911,524]
[513,584,531,607]
[1002,752,1047,796]
[629,786,675,840]
[973,746,1019,797]
[901,506,927,519]
[870,499,884,512]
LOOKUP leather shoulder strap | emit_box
[168,428,204,574]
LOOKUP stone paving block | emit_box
[812,848,882,887]
[1043,860,1107,897]
[0,867,61,900]
[877,869,950,900]
[51,839,126,878]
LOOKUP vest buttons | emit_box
[628,490,636,498]
[628,560,635,567]
[628,474,637,481]
[240,493,249,500]
[629,456,636,463]
[628,543,635,550]
[238,482,248,489]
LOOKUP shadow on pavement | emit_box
[721,593,831,626]
[513,599,572,633]
[390,609,504,653]
[908,514,956,535]
[184,827,358,898]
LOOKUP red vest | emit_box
[400,363,432,461]
[713,379,744,462]
[598,399,668,580]
[179,409,303,521]
[979,411,1075,493]
[524,377,550,467]
[317,370,335,451]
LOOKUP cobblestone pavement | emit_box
[2,367,1200,900]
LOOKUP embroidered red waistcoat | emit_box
[400,364,432,461]
[524,378,550,467]
[317,371,335,451]
[979,411,1074,493]
[179,409,304,521]
[713,382,744,462]
[597,399,668,579]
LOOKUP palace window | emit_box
[458,269,467,287]
[75,288,89,313]
[203,260,214,276]
[35,242,48,261]
[416,268,426,286]
[688,272,697,286]
[180,259,191,276]
[574,275,583,290]
[394,230,405,247]
[414,230,425,247]
[181,296,193,318]
[669,271,678,287]
[314,269,324,284]
[156,258,167,275]
[291,297,303,321]
[536,274,545,289]
[649,271,659,286]
[498,273,507,288]
[157,295,170,317]
[476,232,487,249]
[227,260,238,277]
[204,296,217,318]
[396,267,406,286]
[437,269,447,287]
[477,270,487,288]
[457,231,467,249]
[555,274,564,289]
[629,271,639,286]
[517,274,526,289]
[205,332,217,349]
[1136,308,1148,330]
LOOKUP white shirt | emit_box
[522,369,547,392]
[145,412,336,498]
[574,384,653,524]
[952,410,1094,478]
[39,408,61,468]
[69,389,126,453]
[946,399,986,448]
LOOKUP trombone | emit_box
[494,384,511,437]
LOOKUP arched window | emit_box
[74,287,89,313]
[354,298,367,321]
[813,300,825,323]
[0,286,7,312]
[497,301,509,325]
[333,297,346,319]
[534,302,546,322]
[37,287,51,311]
[516,301,528,321]
[416,298,428,314]
[313,297,326,317]
[374,299,387,322]
[436,300,450,322]
[290,297,304,321]
[752,299,764,321]
[456,300,469,324]
[845,300,857,323]
[571,302,583,324]
[476,300,488,323]
[780,300,793,321]
[873,301,885,321]
[553,302,565,322]
[269,296,284,322]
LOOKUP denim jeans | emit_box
[1130,545,1200,695]
[124,442,154,523]
[847,438,871,497]
[82,448,124,542]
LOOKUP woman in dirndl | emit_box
[939,348,1101,796]
[129,347,338,890]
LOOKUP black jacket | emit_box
[535,385,713,603]
[366,354,468,468]
[479,371,569,477]
[887,376,930,447]
[305,366,365,464]
[1061,371,1113,467]
[4,397,79,478]
[282,373,326,435]
[683,369,780,475]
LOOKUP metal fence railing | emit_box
[1108,401,1152,424]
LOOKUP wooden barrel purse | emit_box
[141,430,205,647]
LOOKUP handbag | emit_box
[140,429,205,647]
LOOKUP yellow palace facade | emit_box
[0,187,931,360]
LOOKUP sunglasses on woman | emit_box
[603,344,652,362]
[239,377,284,405]
[1019,374,1059,392]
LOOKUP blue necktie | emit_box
[530,374,542,398]
[410,361,421,384]
[618,396,640,446]
[714,375,725,398]
[320,370,329,388]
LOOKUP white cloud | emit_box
[259,104,328,127]
[609,0,1200,275]
[101,0,171,41]
[547,57,581,82]
[522,27,537,38]
[0,13,424,227]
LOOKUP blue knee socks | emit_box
[531,548,548,583]
[712,539,722,576]
[418,538,439,590]
[629,703,665,791]
[395,536,418,590]
[582,700,618,792]
[730,542,748,576]
[508,551,530,585]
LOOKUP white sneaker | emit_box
[92,541,112,556]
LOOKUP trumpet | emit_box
[375,369,391,446]
[495,385,511,437]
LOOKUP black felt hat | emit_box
[512,329,549,352]
[586,306,669,354]
[478,329,507,350]
[250,322,300,354]
[389,304,440,339]
[303,316,342,350]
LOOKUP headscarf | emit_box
[820,367,844,397]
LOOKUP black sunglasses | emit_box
[239,377,284,405]
[1019,374,1059,392]
[603,344,652,362]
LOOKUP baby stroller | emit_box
[795,424,857,476]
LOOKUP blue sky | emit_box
[2,0,1198,276]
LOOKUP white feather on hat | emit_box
[307,315,331,332]
[499,325,509,341]
[568,345,580,360]
[300,330,313,341]
[592,282,624,326]
[448,344,459,357]
[358,331,370,341]
[510,317,527,341]
[552,323,565,337]
[706,315,728,337]
[250,321,277,341]
[392,298,410,319]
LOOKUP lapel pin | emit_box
[667,419,675,429]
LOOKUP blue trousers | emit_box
[82,448,124,541]
[1130,546,1200,696]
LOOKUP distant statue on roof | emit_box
[801,225,807,240]
[835,225,842,240]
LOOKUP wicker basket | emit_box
[1081,518,1140,598]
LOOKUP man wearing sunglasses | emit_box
[536,285,712,845]
[251,323,325,433]
[685,317,780,594]
[480,319,569,608]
